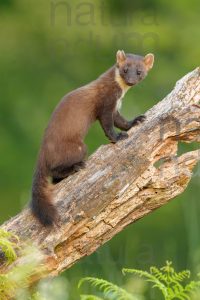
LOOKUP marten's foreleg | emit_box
[99,111,128,143]
[114,112,146,131]
[114,111,131,130]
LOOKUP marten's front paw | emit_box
[116,132,129,141]
[130,115,146,127]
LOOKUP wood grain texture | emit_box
[1,67,200,281]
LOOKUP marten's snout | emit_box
[123,66,146,86]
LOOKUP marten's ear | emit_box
[144,53,154,70]
[116,50,126,65]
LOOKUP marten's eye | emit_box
[137,70,142,76]
[124,67,128,73]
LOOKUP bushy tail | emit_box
[31,164,56,226]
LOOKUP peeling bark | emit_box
[1,67,200,281]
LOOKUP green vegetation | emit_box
[1,230,200,299]
[0,229,40,299]
[0,228,19,264]
[0,0,200,299]
[0,229,68,300]
[79,277,135,300]
[79,262,200,300]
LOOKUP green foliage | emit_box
[0,229,41,300]
[0,229,71,300]
[79,262,200,300]
[0,229,19,299]
[79,277,138,300]
[1,230,200,300]
[123,261,200,299]
[0,228,19,264]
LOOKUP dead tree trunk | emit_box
[1,67,200,281]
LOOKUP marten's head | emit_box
[116,50,154,86]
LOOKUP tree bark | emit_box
[1,67,200,281]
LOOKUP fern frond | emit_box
[172,270,190,282]
[166,286,190,300]
[122,268,168,298]
[150,266,169,284]
[185,280,200,293]
[78,277,137,300]
[123,262,200,300]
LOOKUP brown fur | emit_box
[31,50,154,226]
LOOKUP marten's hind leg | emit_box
[51,161,86,183]
[51,142,86,184]
[51,165,74,184]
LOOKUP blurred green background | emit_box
[0,0,200,298]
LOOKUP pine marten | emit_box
[31,50,154,226]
